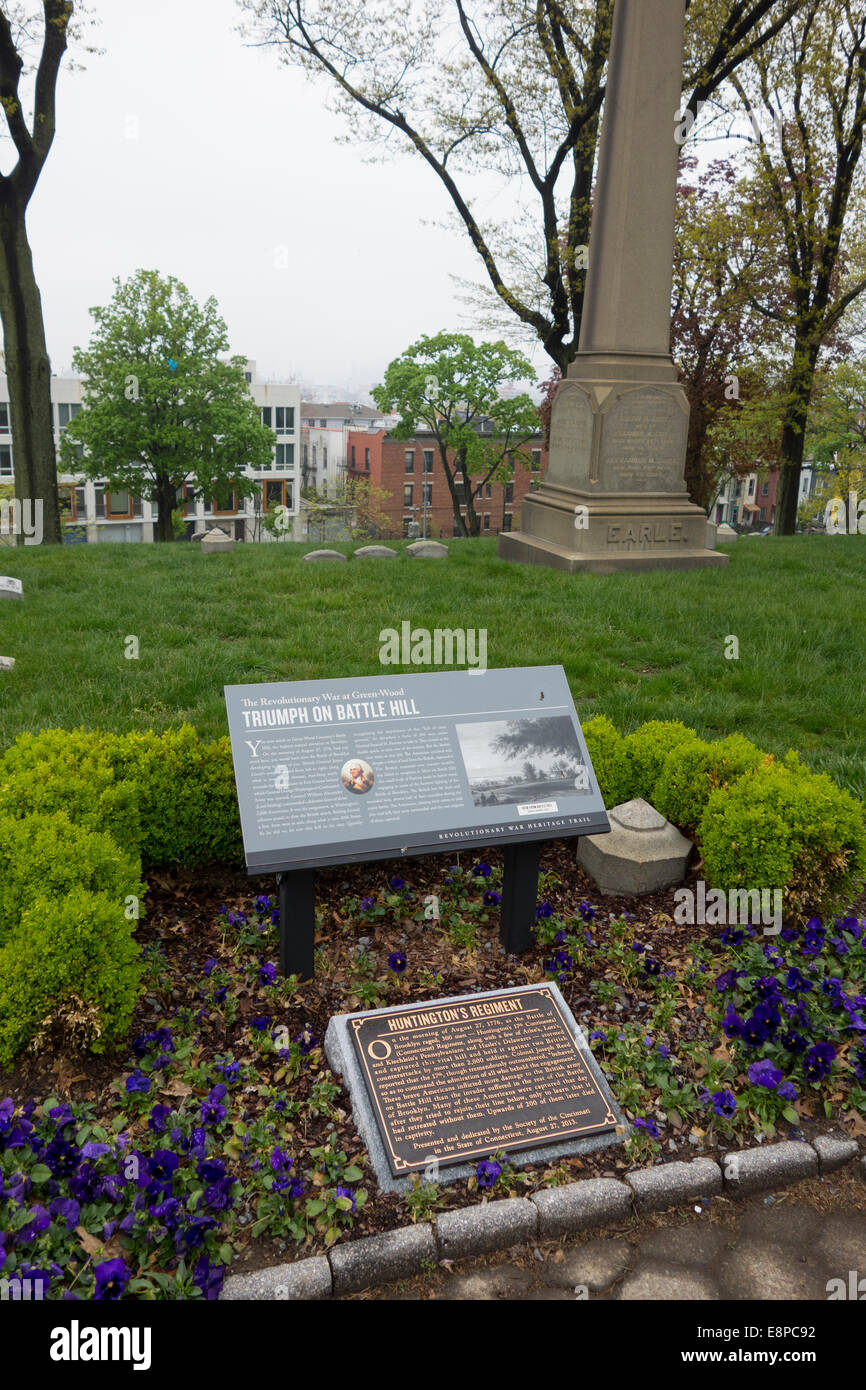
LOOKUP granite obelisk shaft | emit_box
[499,0,726,573]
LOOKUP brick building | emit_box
[345,428,548,538]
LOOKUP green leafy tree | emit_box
[371,331,539,537]
[799,360,866,525]
[60,270,276,541]
[726,0,866,533]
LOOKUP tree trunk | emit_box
[775,417,808,535]
[0,194,61,545]
[155,473,176,542]
[775,346,819,535]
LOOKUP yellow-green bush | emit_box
[0,811,143,946]
[617,720,704,804]
[0,728,141,852]
[651,732,768,833]
[582,714,629,806]
[104,725,242,868]
[0,888,143,1066]
[698,761,866,920]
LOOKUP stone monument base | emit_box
[499,529,728,574]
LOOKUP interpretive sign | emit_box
[224,665,609,873]
[326,983,625,1187]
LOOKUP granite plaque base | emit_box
[325,983,627,1193]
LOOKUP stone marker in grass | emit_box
[0,576,23,599]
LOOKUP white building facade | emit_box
[0,358,300,543]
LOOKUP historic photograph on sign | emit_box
[455,715,590,808]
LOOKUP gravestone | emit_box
[325,983,626,1192]
[0,655,15,670]
[201,526,234,554]
[498,0,726,574]
[406,539,448,558]
[0,576,23,600]
[716,523,738,542]
[354,545,397,559]
[302,548,347,562]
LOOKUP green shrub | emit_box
[617,720,704,804]
[583,714,629,806]
[651,732,767,833]
[699,761,866,920]
[105,725,242,868]
[0,728,141,853]
[0,811,143,946]
[0,888,144,1066]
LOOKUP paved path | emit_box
[349,1172,866,1300]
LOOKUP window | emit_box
[0,403,10,432]
[404,484,413,507]
[531,450,541,472]
[322,446,328,471]
[318,418,327,428]
[303,444,308,468]
[423,450,434,473]
[275,407,294,432]
[244,372,252,384]
[351,445,356,466]
[761,481,769,496]
[57,403,81,430]
[212,486,239,514]
[505,482,514,504]
[483,514,490,531]
[264,478,294,511]
[405,450,415,473]
[93,485,106,519]
[747,478,755,495]
[275,443,294,470]
[365,448,370,471]
[455,482,467,504]
[759,507,766,523]
[106,489,132,519]
[58,485,74,521]
[502,514,513,532]
[0,444,11,476]
[485,483,492,499]
[261,407,272,428]
[74,486,87,519]
[422,482,433,505]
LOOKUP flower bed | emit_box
[1,847,864,1300]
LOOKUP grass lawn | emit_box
[0,533,864,796]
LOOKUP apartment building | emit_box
[300,402,396,498]
[345,426,547,538]
[0,357,300,543]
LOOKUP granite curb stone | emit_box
[530,1178,631,1239]
[626,1158,722,1214]
[329,1224,436,1296]
[219,1255,332,1300]
[220,1139,860,1299]
[722,1141,818,1196]
[436,1198,537,1261]
[811,1134,859,1174]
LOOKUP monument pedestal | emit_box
[500,353,727,573]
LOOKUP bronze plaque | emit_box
[349,986,620,1176]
